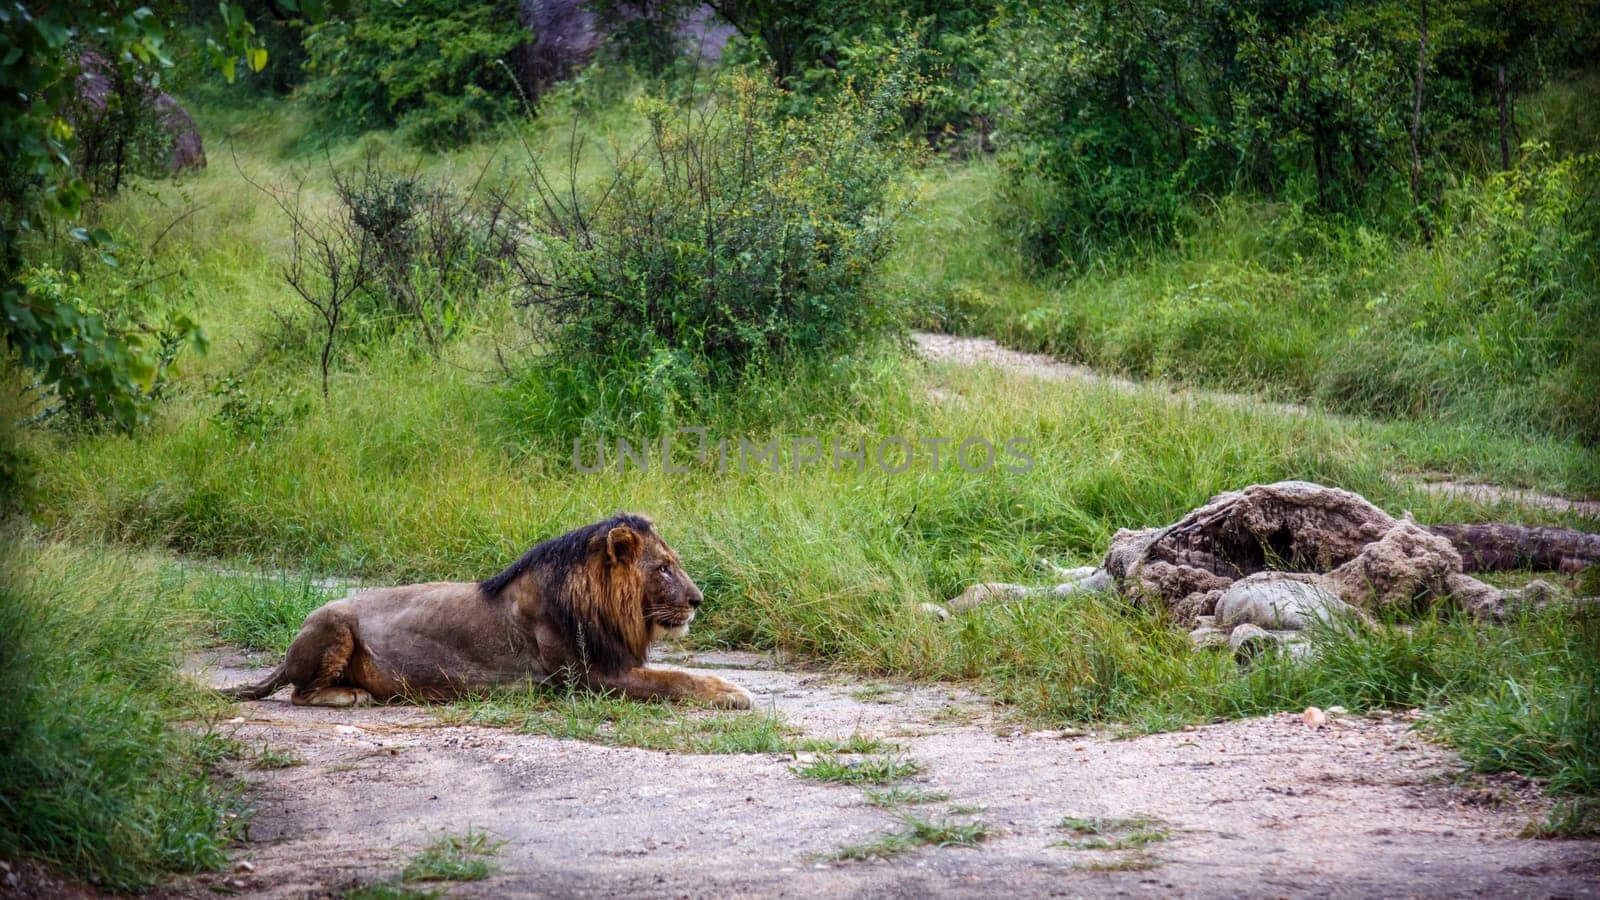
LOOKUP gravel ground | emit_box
[166,648,1600,899]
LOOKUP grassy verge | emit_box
[889,160,1600,496]
[432,686,792,754]
[0,538,237,891]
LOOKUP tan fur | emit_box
[221,517,753,710]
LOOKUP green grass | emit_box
[889,147,1600,490]
[433,686,793,754]
[791,754,923,786]
[341,881,445,900]
[187,570,337,652]
[831,812,988,861]
[1056,815,1171,850]
[249,744,305,770]
[862,787,950,808]
[795,733,898,754]
[0,539,238,891]
[400,830,504,883]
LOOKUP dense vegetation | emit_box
[3,0,1598,887]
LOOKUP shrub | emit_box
[13,263,204,428]
[506,70,914,435]
[993,0,1600,269]
[300,0,526,149]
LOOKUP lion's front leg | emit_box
[599,667,754,710]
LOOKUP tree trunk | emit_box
[1425,523,1600,574]
[1409,0,1431,241]
[1497,63,1511,171]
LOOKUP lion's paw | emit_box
[705,679,754,710]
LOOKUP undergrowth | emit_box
[0,540,237,891]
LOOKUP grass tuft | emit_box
[791,754,922,786]
[400,830,504,883]
[862,787,950,808]
[831,812,988,861]
[1056,815,1171,850]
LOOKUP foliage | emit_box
[0,541,237,890]
[12,263,204,427]
[300,0,526,149]
[993,0,1600,268]
[901,146,1600,445]
[1,0,281,431]
[716,0,1000,144]
[507,70,912,436]
[589,0,696,77]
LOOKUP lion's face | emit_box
[636,535,703,639]
[601,523,704,641]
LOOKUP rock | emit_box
[1302,707,1328,728]
[1189,626,1229,650]
[1229,623,1280,663]
[73,51,205,174]
[233,861,255,873]
[918,602,952,621]
[1327,705,1348,716]
[1052,568,1114,599]
[1215,573,1353,631]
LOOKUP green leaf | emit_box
[247,46,268,72]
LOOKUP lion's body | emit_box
[221,516,752,709]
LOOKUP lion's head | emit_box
[589,516,704,641]
[479,513,703,675]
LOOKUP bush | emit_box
[12,263,204,428]
[300,0,526,149]
[507,71,914,435]
[993,0,1600,269]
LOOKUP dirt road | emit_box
[174,649,1599,898]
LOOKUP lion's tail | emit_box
[220,663,289,701]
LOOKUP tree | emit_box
[0,1,334,430]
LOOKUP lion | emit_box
[220,514,753,709]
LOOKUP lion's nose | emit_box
[687,587,704,608]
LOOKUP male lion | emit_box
[220,514,753,709]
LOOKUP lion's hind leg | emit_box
[281,604,372,707]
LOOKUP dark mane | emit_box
[478,513,656,672]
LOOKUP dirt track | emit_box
[175,648,1600,898]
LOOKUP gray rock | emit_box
[1052,568,1114,599]
[1215,574,1353,631]
[1229,623,1281,663]
[1190,627,1229,650]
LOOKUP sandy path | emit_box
[913,331,1600,518]
[170,649,1599,899]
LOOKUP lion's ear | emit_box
[605,525,643,569]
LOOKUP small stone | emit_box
[490,753,512,763]
[1302,707,1328,729]
[233,861,255,873]
[227,716,245,725]
[1327,706,1348,716]
[1190,626,1229,650]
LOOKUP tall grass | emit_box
[890,156,1600,492]
[0,539,236,890]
